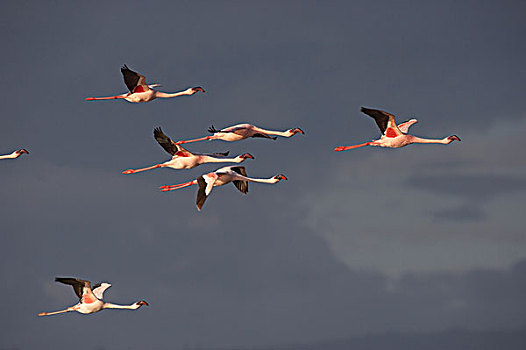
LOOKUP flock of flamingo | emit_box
[2,65,460,316]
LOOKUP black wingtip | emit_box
[208,125,220,134]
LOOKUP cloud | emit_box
[407,174,526,200]
[432,204,486,221]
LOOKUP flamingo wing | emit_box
[397,119,418,133]
[121,65,149,93]
[196,174,218,211]
[360,107,402,138]
[153,127,192,157]
[92,283,112,299]
[55,277,91,300]
[208,125,249,136]
[230,166,249,194]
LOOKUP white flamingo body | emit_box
[38,277,148,316]
[86,65,204,103]
[0,149,29,160]
[334,107,460,151]
[175,123,304,145]
[123,127,254,174]
[160,166,287,211]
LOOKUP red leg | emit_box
[334,142,372,152]
[123,164,162,174]
[175,136,212,145]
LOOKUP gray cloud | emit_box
[407,174,526,200]
[432,204,486,221]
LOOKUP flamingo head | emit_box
[240,153,255,160]
[447,135,461,143]
[273,174,288,181]
[190,86,205,94]
[287,128,305,136]
[136,300,149,307]
[16,149,29,155]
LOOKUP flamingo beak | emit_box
[296,128,305,134]
[138,300,149,306]
[243,153,255,159]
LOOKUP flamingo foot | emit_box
[122,169,135,174]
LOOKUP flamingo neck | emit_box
[200,155,244,163]
[242,176,280,184]
[409,136,450,144]
[0,152,18,159]
[257,129,293,137]
[154,90,192,98]
[102,302,140,310]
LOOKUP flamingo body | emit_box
[85,65,204,103]
[122,127,254,174]
[0,149,29,160]
[334,107,460,151]
[37,277,148,316]
[159,166,287,211]
[175,123,304,145]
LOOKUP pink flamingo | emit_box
[334,107,460,151]
[38,277,148,316]
[175,123,304,145]
[160,166,287,211]
[85,65,204,103]
[0,149,29,160]
[123,127,254,174]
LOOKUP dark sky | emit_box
[1,1,525,349]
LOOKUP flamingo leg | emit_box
[175,136,212,145]
[123,164,162,174]
[159,180,197,192]
[85,94,127,101]
[334,142,372,152]
[38,307,74,316]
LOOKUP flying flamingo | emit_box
[334,107,460,151]
[175,123,304,145]
[85,65,204,103]
[37,277,148,316]
[0,149,29,160]
[123,127,255,174]
[160,166,287,211]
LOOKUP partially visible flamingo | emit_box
[37,277,148,316]
[160,166,287,211]
[0,149,29,160]
[334,107,460,151]
[123,127,254,174]
[175,123,304,145]
[85,65,204,103]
